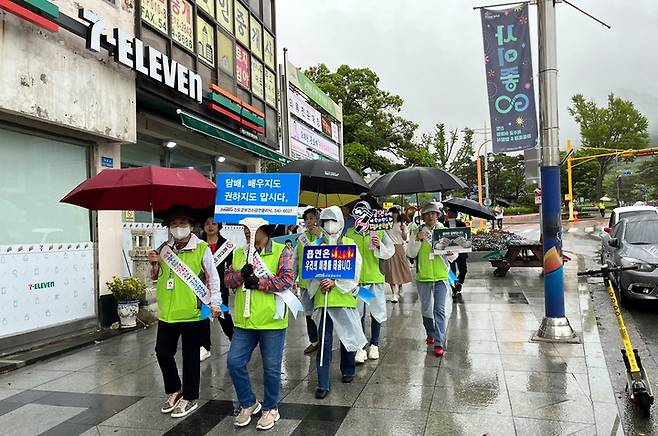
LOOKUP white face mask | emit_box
[322,220,341,236]
[171,226,191,240]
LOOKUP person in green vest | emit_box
[406,203,458,357]
[598,201,606,217]
[148,206,222,419]
[345,201,395,363]
[296,208,323,354]
[308,206,366,400]
[224,223,295,431]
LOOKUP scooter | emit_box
[578,265,654,417]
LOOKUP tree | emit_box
[568,93,650,199]
[305,64,420,174]
[559,150,600,202]
[488,154,525,200]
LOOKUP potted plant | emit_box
[107,276,147,328]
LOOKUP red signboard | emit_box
[236,44,251,90]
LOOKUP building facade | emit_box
[0,0,283,352]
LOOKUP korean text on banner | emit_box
[480,4,538,153]
[286,60,342,122]
[215,173,301,225]
[301,245,357,280]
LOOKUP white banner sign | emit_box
[288,91,322,132]
[290,118,340,161]
[0,243,95,339]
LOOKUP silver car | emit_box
[603,216,658,304]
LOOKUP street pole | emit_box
[534,0,577,343]
[567,139,575,222]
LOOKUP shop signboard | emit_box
[286,60,342,122]
[141,0,168,33]
[217,31,234,76]
[197,16,215,66]
[215,173,301,225]
[290,118,340,161]
[196,0,214,18]
[217,0,233,33]
[236,44,251,89]
[321,115,332,137]
[263,31,275,70]
[290,140,320,161]
[288,90,322,132]
[301,245,357,280]
[250,14,263,60]
[251,59,264,100]
[234,1,250,48]
[264,68,276,108]
[0,243,95,339]
[171,0,193,51]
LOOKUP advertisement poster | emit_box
[0,244,95,339]
[141,0,168,33]
[218,31,234,76]
[287,60,342,121]
[264,31,275,70]
[217,0,233,33]
[236,44,251,89]
[265,68,276,108]
[234,1,250,48]
[288,90,322,131]
[432,228,472,254]
[481,4,538,152]
[215,173,301,225]
[301,245,357,280]
[290,118,340,161]
[250,14,263,60]
[196,0,214,18]
[171,0,193,51]
[196,16,215,66]
[251,59,264,100]
[321,115,333,137]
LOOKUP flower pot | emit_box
[117,300,139,328]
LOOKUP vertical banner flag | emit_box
[481,4,538,153]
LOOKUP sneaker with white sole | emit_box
[200,347,212,362]
[355,349,367,364]
[235,401,262,427]
[256,409,280,430]
[171,399,198,418]
[368,345,379,360]
[160,391,182,413]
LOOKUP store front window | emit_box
[170,146,213,178]
[0,127,90,245]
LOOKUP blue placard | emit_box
[301,245,357,280]
[215,173,301,225]
[101,156,114,168]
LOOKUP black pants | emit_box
[306,315,318,343]
[155,320,203,400]
[450,254,468,285]
[201,288,234,350]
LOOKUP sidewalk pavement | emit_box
[0,257,621,435]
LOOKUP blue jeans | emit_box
[227,327,286,411]
[417,281,448,347]
[316,312,356,390]
[360,311,381,346]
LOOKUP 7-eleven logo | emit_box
[0,0,59,33]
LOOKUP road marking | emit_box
[568,228,578,233]
[584,227,594,233]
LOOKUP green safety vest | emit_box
[156,241,208,323]
[345,228,385,284]
[416,237,449,283]
[297,231,316,289]
[232,241,289,330]
[313,236,358,310]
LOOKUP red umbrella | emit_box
[61,166,216,212]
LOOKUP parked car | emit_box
[603,205,658,233]
[602,216,658,304]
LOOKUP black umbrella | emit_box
[496,198,511,207]
[370,167,467,196]
[443,198,496,220]
[277,160,371,207]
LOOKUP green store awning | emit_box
[177,110,291,164]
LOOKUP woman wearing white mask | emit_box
[148,206,222,419]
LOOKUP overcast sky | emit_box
[276,1,658,149]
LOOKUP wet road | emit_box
[509,219,658,434]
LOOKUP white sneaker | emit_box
[200,347,211,362]
[355,349,368,364]
[368,345,379,360]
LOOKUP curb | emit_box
[0,324,150,375]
